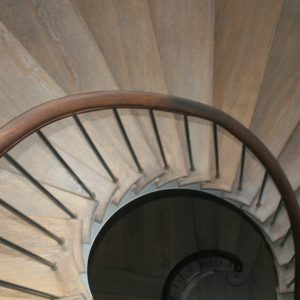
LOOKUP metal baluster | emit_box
[270,199,283,226]
[37,130,95,199]
[113,109,143,173]
[280,227,292,247]
[149,110,169,170]
[287,278,295,289]
[5,154,76,219]
[238,145,246,191]
[0,198,64,245]
[256,171,268,207]
[213,123,220,178]
[0,237,57,270]
[285,254,295,270]
[73,115,118,183]
[184,115,195,172]
[0,280,59,299]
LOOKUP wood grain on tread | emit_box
[0,252,90,299]
[263,188,299,243]
[148,0,214,184]
[0,20,64,125]
[204,0,284,191]
[2,132,116,220]
[272,231,294,265]
[75,0,188,186]
[231,0,300,205]
[0,20,119,217]
[0,169,96,243]
[0,0,143,203]
[246,122,300,224]
[60,295,88,300]
[0,211,84,272]
[0,290,46,299]
[277,263,295,293]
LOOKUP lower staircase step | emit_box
[0,169,97,243]
[0,210,84,273]
[0,252,90,299]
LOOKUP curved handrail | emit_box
[0,91,299,298]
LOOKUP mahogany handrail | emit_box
[0,91,299,298]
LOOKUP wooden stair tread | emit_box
[277,263,295,294]
[0,0,144,193]
[148,0,214,184]
[0,293,88,300]
[60,295,88,300]
[0,169,96,243]
[230,0,300,205]
[79,113,142,202]
[0,0,116,95]
[75,0,188,186]
[245,122,300,224]
[3,132,117,218]
[248,189,299,249]
[272,233,294,266]
[204,0,283,192]
[0,211,84,273]
[0,19,119,211]
[0,289,46,299]
[0,252,90,298]
[0,20,64,127]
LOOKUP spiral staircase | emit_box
[0,0,299,299]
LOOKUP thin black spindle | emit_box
[285,254,295,270]
[270,199,283,226]
[0,198,64,244]
[5,154,76,219]
[256,171,268,207]
[184,115,195,172]
[280,227,292,247]
[213,123,220,178]
[238,145,246,191]
[73,115,118,183]
[37,130,95,199]
[0,280,58,299]
[113,109,143,173]
[287,278,295,289]
[0,237,57,270]
[149,110,169,170]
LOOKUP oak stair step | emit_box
[245,121,300,226]
[75,0,188,186]
[2,133,116,221]
[0,0,147,202]
[204,0,283,192]
[0,209,84,273]
[229,0,300,205]
[0,252,90,299]
[0,19,119,219]
[148,0,214,185]
[0,169,96,243]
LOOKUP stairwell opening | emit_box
[88,189,277,299]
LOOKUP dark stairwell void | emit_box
[88,190,277,300]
